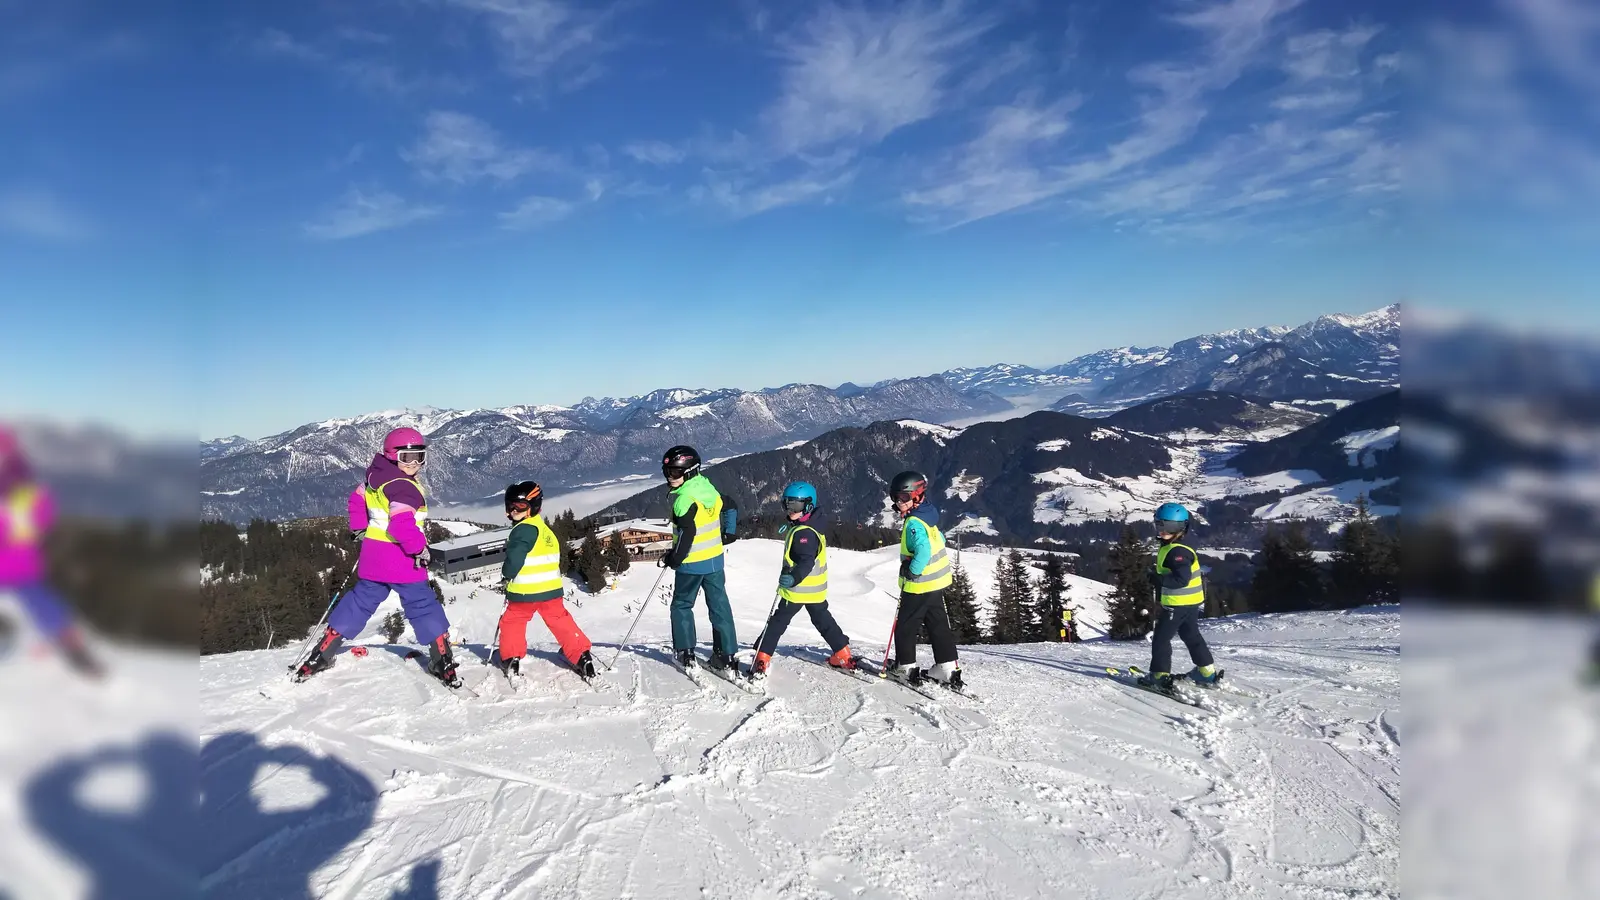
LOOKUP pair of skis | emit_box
[1103,665,1232,708]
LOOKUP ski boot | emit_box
[1188,665,1225,687]
[1136,671,1177,694]
[427,635,464,688]
[498,655,521,677]
[708,650,740,675]
[676,649,698,671]
[926,660,959,684]
[887,662,925,686]
[749,651,772,682]
[294,627,343,682]
[575,650,598,679]
[827,646,857,670]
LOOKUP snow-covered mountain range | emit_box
[602,390,1400,541]
[201,305,1398,525]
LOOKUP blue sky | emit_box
[0,0,1595,440]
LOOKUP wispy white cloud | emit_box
[902,93,1079,226]
[0,186,95,241]
[690,169,856,218]
[403,111,563,184]
[444,0,620,92]
[762,1,999,157]
[303,188,442,240]
[252,28,467,97]
[498,194,576,228]
[622,140,687,166]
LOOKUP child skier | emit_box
[1139,502,1222,691]
[296,427,460,687]
[748,481,857,682]
[885,470,963,689]
[0,427,102,677]
[659,445,741,675]
[494,481,597,678]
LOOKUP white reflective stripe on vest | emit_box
[784,563,829,593]
[904,547,949,583]
[510,553,561,584]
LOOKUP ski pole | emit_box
[608,565,670,669]
[485,598,507,667]
[746,589,782,671]
[287,555,360,674]
[877,589,900,678]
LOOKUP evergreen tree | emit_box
[944,555,984,643]
[1106,526,1157,640]
[577,532,608,591]
[1330,495,1397,609]
[382,610,406,643]
[606,530,632,576]
[991,549,1033,643]
[1036,553,1071,641]
[1250,521,1328,612]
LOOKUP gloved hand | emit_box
[1147,566,1159,584]
[899,560,912,581]
[722,532,738,544]
[415,547,432,568]
[659,557,678,570]
[348,530,363,543]
[778,574,795,589]
[495,581,509,595]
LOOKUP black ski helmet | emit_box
[662,445,701,479]
[889,470,929,508]
[504,480,543,515]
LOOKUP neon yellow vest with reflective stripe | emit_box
[778,524,828,604]
[6,485,41,544]
[507,514,563,601]
[670,475,725,566]
[1156,542,1205,607]
[899,516,952,594]
[364,476,428,543]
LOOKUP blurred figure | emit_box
[1590,572,1600,685]
[0,426,102,677]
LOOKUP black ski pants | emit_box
[895,588,958,666]
[1150,604,1214,675]
[755,599,848,657]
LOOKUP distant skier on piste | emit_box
[659,445,741,675]
[296,427,461,687]
[0,426,102,677]
[748,481,858,683]
[494,481,597,679]
[1138,502,1222,692]
[885,470,963,689]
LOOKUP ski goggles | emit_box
[1155,519,1186,534]
[394,447,427,466]
[781,497,812,514]
[662,465,690,480]
[891,490,919,503]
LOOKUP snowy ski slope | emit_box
[0,541,1400,899]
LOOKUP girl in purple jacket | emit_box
[0,427,101,676]
[295,427,459,687]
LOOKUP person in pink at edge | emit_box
[295,427,460,687]
[0,427,102,677]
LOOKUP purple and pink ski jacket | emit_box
[348,454,429,584]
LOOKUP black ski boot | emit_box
[887,662,925,686]
[294,627,343,682]
[498,655,521,677]
[575,650,598,679]
[427,636,464,688]
[708,650,738,674]
[676,649,697,670]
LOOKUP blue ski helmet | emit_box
[781,481,817,515]
[1154,502,1190,531]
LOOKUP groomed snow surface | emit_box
[186,543,1393,899]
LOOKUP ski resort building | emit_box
[429,527,515,583]
[569,518,674,562]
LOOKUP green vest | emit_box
[507,514,563,601]
[670,475,726,566]
[1156,542,1205,607]
[778,525,828,604]
[899,517,952,594]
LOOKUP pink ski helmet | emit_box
[383,426,427,463]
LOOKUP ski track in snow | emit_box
[192,544,1399,900]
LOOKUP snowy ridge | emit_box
[184,543,1398,899]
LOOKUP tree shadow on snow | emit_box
[197,730,378,900]
[24,730,199,900]
[389,858,441,899]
